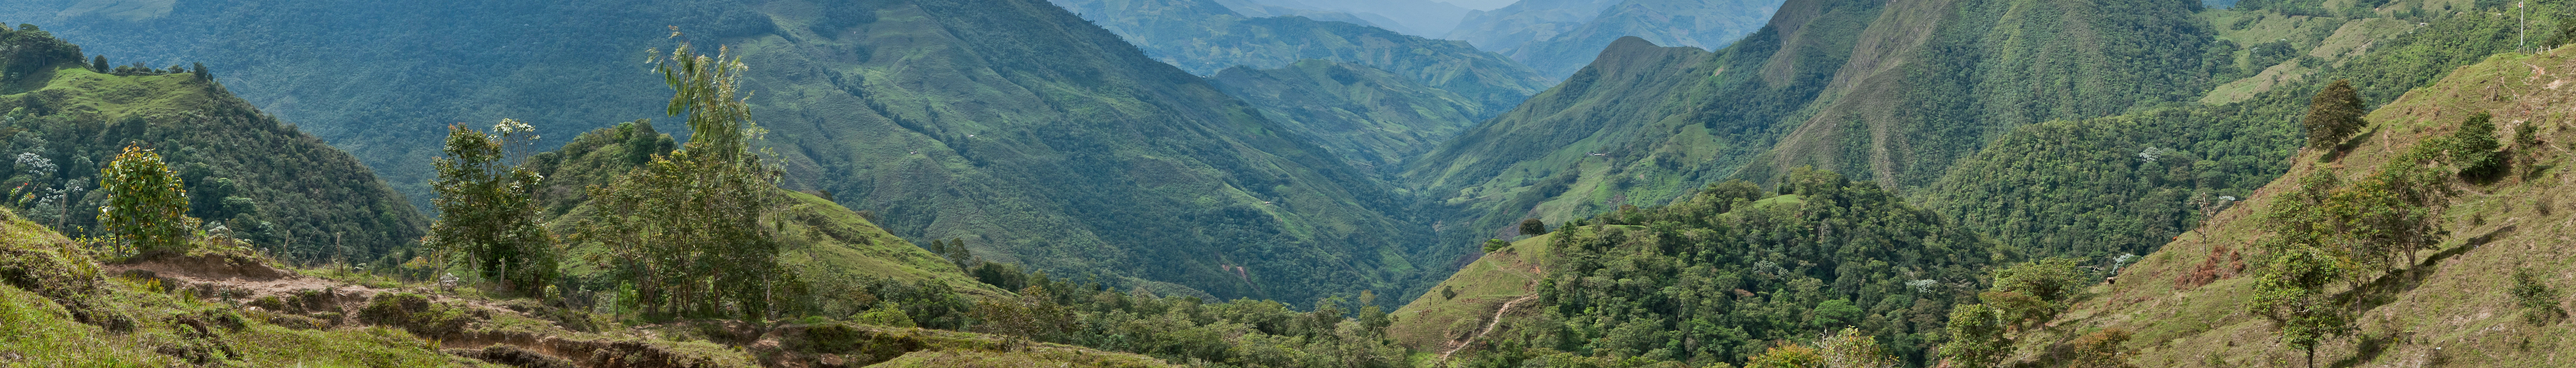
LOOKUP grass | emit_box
[1385,225,1650,352]
[2018,47,2576,368]
[0,285,176,367]
[771,190,1009,296]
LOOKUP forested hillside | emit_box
[1402,0,1878,274]
[2,0,1436,305]
[1399,0,2576,366]
[1393,168,1998,367]
[0,24,423,266]
[1408,0,2566,272]
[1917,0,2558,260]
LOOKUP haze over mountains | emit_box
[1451,0,1785,78]
[1230,0,1474,37]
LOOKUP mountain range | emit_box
[0,0,1438,305]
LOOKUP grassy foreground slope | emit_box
[2013,48,2576,368]
[0,204,1174,367]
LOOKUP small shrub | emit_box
[1518,218,1547,236]
[851,302,915,328]
[2064,328,2139,368]
[455,345,575,368]
[249,295,288,312]
[2510,268,2565,324]
[2449,113,2505,178]
[357,292,478,338]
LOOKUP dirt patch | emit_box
[449,345,577,368]
[115,251,292,281]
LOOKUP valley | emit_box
[3,0,2576,367]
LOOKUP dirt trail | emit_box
[1436,291,1539,364]
[100,254,617,367]
[109,261,390,300]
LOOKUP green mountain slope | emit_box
[0,0,760,206]
[0,25,424,263]
[1046,0,1554,113]
[2001,45,2576,368]
[1208,60,1495,171]
[1,0,1427,304]
[1400,0,1878,269]
[771,0,1430,303]
[1406,0,2542,267]
[1742,0,2219,189]
[1916,0,2553,260]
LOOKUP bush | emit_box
[1982,258,2089,328]
[2510,268,2564,324]
[357,292,479,339]
[2450,113,2504,178]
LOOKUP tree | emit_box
[2304,80,2366,151]
[429,120,555,296]
[1938,304,2012,368]
[2248,245,2348,368]
[1745,344,1824,368]
[1814,328,1899,368]
[1982,258,2088,329]
[1518,218,1547,236]
[583,36,793,320]
[96,145,193,256]
[2449,112,2503,177]
[90,55,107,73]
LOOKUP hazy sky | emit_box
[1438,0,1518,11]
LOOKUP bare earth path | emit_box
[1437,285,1540,364]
